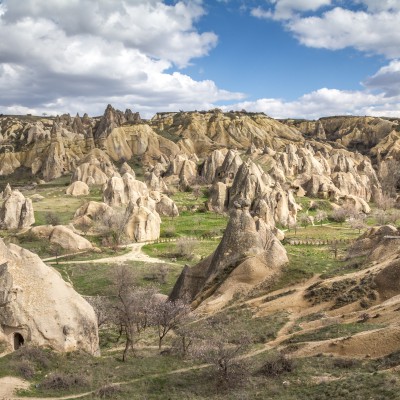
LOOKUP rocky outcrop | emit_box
[102,173,148,207]
[0,188,34,229]
[0,239,99,354]
[208,153,299,229]
[170,200,288,311]
[71,148,119,185]
[66,181,90,196]
[124,201,161,242]
[30,225,95,252]
[151,191,179,217]
[73,201,114,226]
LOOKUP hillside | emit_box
[0,107,400,399]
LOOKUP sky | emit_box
[1,0,400,119]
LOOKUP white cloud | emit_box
[221,88,400,119]
[363,60,400,97]
[289,7,400,58]
[356,0,400,12]
[252,0,331,20]
[0,0,245,117]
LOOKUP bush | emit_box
[41,372,89,390]
[14,360,35,379]
[12,345,52,369]
[175,238,198,259]
[96,384,122,398]
[45,211,61,226]
[258,353,294,377]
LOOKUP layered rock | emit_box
[0,188,35,229]
[0,238,99,354]
[170,200,288,311]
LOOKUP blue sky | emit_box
[0,0,400,119]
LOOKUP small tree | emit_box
[349,214,367,234]
[376,193,396,211]
[151,299,190,350]
[112,266,157,361]
[299,213,311,229]
[315,210,328,226]
[45,212,61,226]
[331,207,347,225]
[85,295,112,329]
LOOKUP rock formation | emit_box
[71,148,119,185]
[170,199,288,311]
[0,188,35,229]
[124,201,161,242]
[0,238,99,354]
[66,180,90,196]
[30,225,95,252]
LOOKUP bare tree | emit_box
[299,213,312,229]
[315,210,328,226]
[376,193,396,211]
[112,265,157,361]
[331,207,347,225]
[379,158,400,198]
[95,208,129,249]
[151,299,190,350]
[85,295,112,329]
[349,214,367,234]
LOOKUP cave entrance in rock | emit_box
[13,333,24,350]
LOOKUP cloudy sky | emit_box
[1,0,400,119]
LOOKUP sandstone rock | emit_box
[30,225,94,251]
[120,162,135,177]
[0,190,35,230]
[170,202,288,311]
[102,173,148,207]
[66,181,90,196]
[71,148,119,185]
[152,192,179,217]
[73,201,114,223]
[0,238,99,354]
[124,202,161,242]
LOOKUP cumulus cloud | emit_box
[221,88,400,119]
[252,0,331,20]
[0,0,244,117]
[289,7,400,58]
[364,60,400,97]
[251,1,400,59]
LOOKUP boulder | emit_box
[0,239,99,354]
[0,189,35,230]
[30,225,94,252]
[152,192,179,217]
[66,181,90,196]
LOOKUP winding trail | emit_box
[45,243,170,266]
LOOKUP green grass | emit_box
[53,259,184,297]
[284,322,385,344]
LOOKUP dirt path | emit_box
[46,243,170,266]
[0,377,29,400]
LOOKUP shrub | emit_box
[44,211,61,226]
[175,238,198,259]
[258,353,294,377]
[12,345,52,369]
[41,372,89,390]
[14,360,35,379]
[96,384,122,398]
